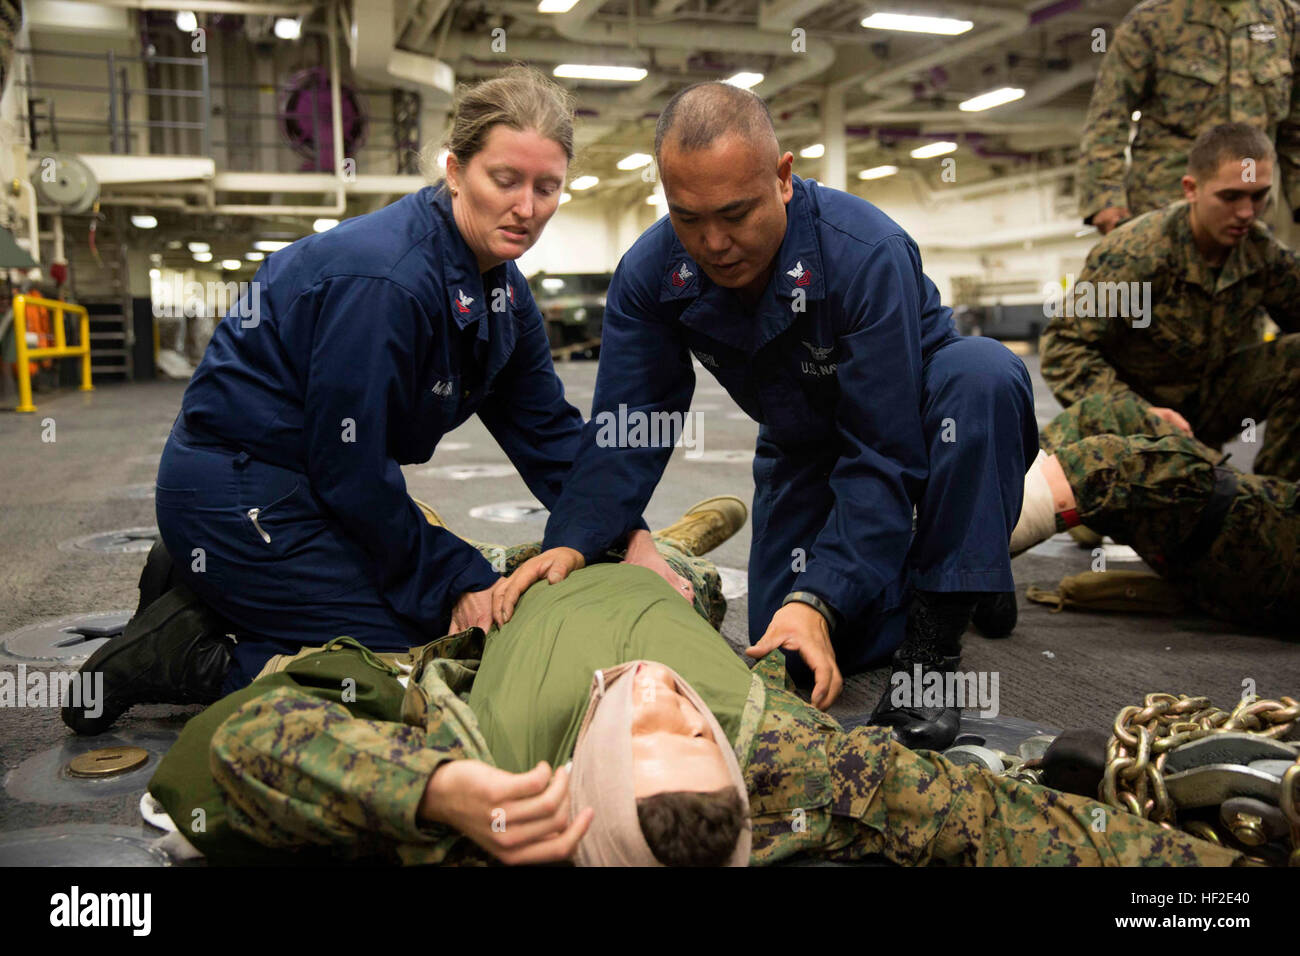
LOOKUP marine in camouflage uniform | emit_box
[1078,0,1300,224]
[1041,394,1299,630]
[1039,200,1300,479]
[154,543,1242,867]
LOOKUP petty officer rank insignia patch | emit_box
[1250,23,1278,41]
[786,260,813,287]
[672,262,694,286]
[456,289,474,313]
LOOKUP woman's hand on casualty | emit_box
[493,547,585,626]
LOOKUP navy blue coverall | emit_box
[156,185,585,689]
[542,176,1038,679]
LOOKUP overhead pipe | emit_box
[94,0,312,15]
[848,63,1097,125]
[404,0,455,50]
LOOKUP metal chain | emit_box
[1102,693,1300,862]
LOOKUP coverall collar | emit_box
[429,184,512,342]
[1170,200,1267,293]
[659,175,826,355]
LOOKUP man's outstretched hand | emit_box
[621,529,694,604]
[493,547,585,626]
[420,759,593,865]
[746,602,843,710]
[451,579,507,633]
[1148,405,1194,437]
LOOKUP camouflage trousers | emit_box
[1041,395,1300,629]
[744,682,1241,866]
[1185,333,1300,482]
[461,533,728,631]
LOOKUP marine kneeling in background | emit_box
[1042,123,1300,482]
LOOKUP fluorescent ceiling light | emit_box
[313,218,339,233]
[252,240,292,252]
[800,143,825,159]
[187,241,209,253]
[558,192,572,204]
[910,141,958,159]
[861,13,973,35]
[148,268,161,279]
[176,11,197,32]
[273,17,301,39]
[245,251,265,261]
[131,214,158,229]
[553,64,647,82]
[193,251,212,262]
[537,0,579,10]
[859,165,900,180]
[221,259,241,271]
[541,278,566,292]
[570,176,599,190]
[646,194,659,205]
[1132,110,1141,122]
[617,153,653,170]
[959,87,1025,112]
[724,72,764,90]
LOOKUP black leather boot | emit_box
[62,584,233,735]
[970,592,1017,639]
[869,590,975,750]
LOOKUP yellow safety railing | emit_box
[11,294,94,413]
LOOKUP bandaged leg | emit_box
[1009,450,1078,555]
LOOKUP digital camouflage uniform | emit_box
[1077,0,1300,222]
[1039,201,1300,479]
[1041,395,1299,630]
[190,539,1242,867]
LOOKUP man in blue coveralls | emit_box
[498,83,1038,749]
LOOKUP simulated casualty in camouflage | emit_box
[153,536,1244,867]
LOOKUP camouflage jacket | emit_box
[1040,201,1300,413]
[1078,0,1300,221]
[208,633,1243,867]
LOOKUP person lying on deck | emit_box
[149,507,1242,867]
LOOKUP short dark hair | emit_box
[1187,123,1275,181]
[654,82,778,165]
[636,787,748,866]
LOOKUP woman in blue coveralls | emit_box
[151,66,685,693]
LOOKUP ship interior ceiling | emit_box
[0,0,1297,886]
